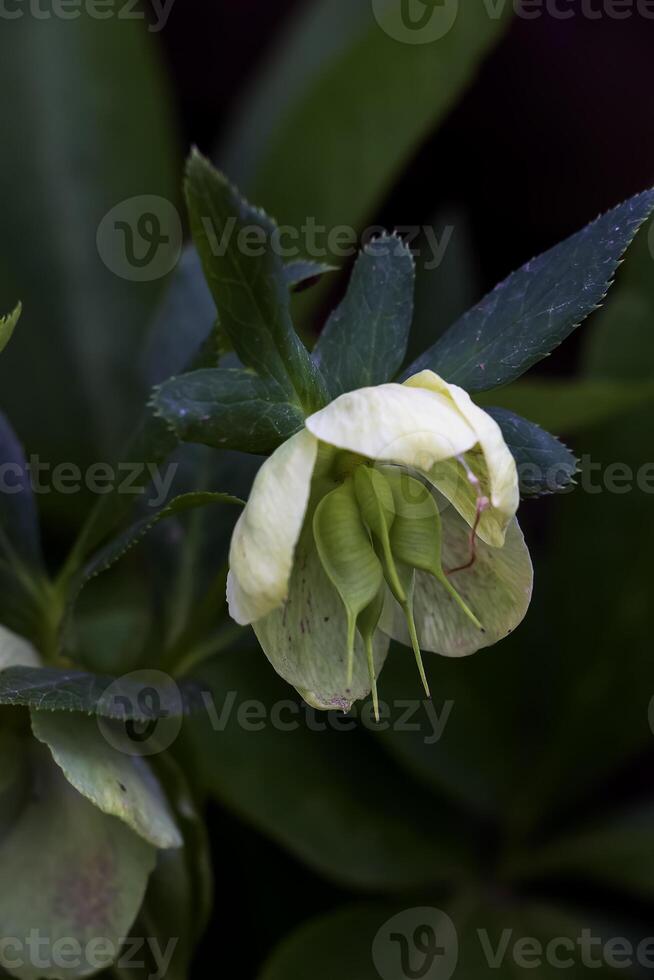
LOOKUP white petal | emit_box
[228,428,318,625]
[405,371,519,546]
[306,383,477,470]
[254,525,390,711]
[380,509,533,657]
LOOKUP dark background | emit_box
[146,3,654,973]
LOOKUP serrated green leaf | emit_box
[477,379,654,434]
[0,741,155,980]
[152,369,305,453]
[0,302,20,355]
[313,235,414,397]
[0,666,196,718]
[184,151,326,412]
[404,190,654,390]
[483,408,578,497]
[31,710,182,850]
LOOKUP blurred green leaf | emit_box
[0,741,155,980]
[405,191,654,390]
[313,234,415,397]
[260,899,641,979]
[152,369,305,453]
[184,152,325,411]
[0,13,178,467]
[186,648,473,892]
[514,806,654,903]
[0,302,20,356]
[477,379,654,434]
[0,411,43,572]
[143,247,216,387]
[68,492,242,632]
[484,408,578,497]
[223,1,511,264]
[31,711,182,849]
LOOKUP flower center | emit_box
[312,465,484,719]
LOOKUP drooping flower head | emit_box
[227,370,533,715]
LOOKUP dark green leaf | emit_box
[152,369,305,453]
[142,247,216,387]
[184,151,326,411]
[404,190,654,390]
[0,666,197,718]
[185,648,472,892]
[484,408,578,497]
[313,234,415,397]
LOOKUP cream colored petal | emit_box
[228,428,318,626]
[405,370,519,546]
[0,624,41,671]
[306,383,477,470]
[254,525,391,712]
[380,507,533,658]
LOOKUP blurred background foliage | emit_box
[2,0,654,976]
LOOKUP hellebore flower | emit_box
[227,370,533,715]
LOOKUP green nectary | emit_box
[312,462,483,719]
